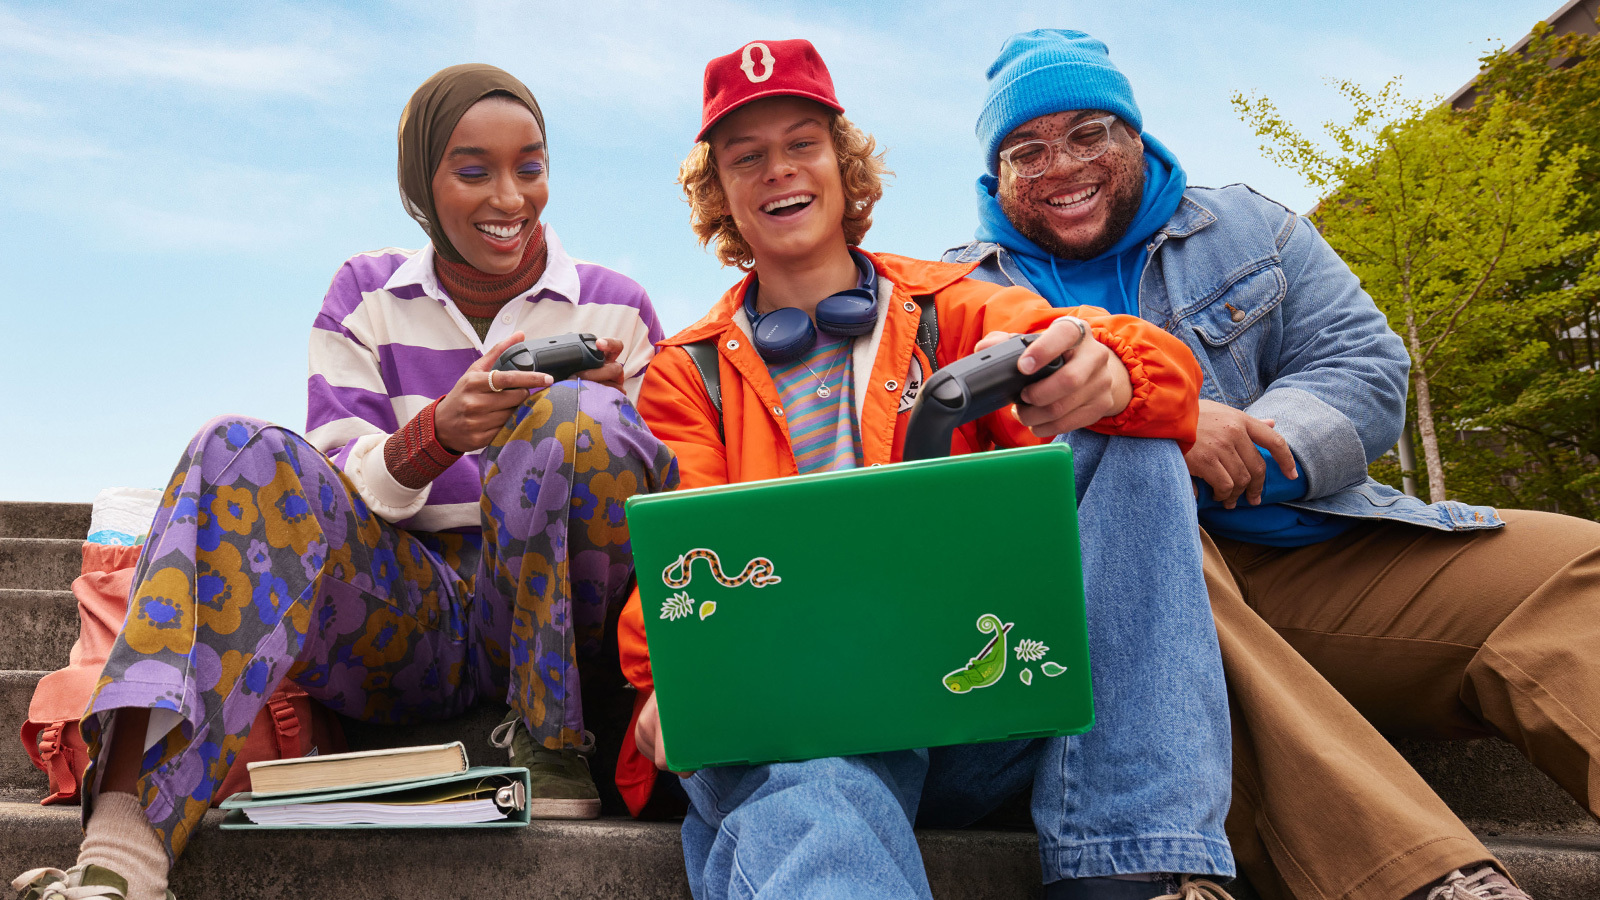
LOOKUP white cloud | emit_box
[0,131,390,254]
[0,89,45,116]
[453,0,971,129]
[0,6,354,97]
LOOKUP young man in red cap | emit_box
[616,39,1240,900]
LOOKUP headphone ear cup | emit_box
[814,288,877,337]
[751,306,817,364]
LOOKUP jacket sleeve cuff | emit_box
[383,399,461,489]
[346,433,430,522]
[1085,321,1202,452]
[1245,387,1367,498]
[1091,323,1153,431]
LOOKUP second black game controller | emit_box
[494,333,607,383]
[901,333,1066,461]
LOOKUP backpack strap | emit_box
[680,341,724,442]
[679,297,939,441]
[912,294,940,375]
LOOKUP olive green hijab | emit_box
[398,63,546,264]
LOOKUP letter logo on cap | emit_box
[740,42,774,83]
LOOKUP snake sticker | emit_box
[943,614,1013,694]
[662,548,782,590]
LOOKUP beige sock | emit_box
[77,792,170,900]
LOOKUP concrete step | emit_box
[12,668,1589,836]
[2,801,1597,899]
[0,589,77,671]
[1395,737,1599,836]
[0,538,81,592]
[0,502,91,541]
[1,672,50,796]
[1,803,700,900]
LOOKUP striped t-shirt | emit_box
[768,330,861,474]
[304,225,663,533]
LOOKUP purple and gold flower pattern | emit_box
[83,382,675,860]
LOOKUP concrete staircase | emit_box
[0,501,1595,899]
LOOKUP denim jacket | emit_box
[946,183,1502,532]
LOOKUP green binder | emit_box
[218,766,530,830]
[626,443,1093,771]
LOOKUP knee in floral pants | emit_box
[82,381,677,859]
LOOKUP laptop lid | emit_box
[626,442,1093,771]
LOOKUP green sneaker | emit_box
[11,864,175,900]
[489,709,602,819]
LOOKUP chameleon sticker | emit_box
[943,614,1013,694]
[662,549,782,589]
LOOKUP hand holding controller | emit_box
[494,333,607,383]
[901,333,1066,461]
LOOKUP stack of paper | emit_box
[242,798,503,826]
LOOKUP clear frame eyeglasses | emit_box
[998,114,1119,179]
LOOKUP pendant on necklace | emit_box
[816,385,832,399]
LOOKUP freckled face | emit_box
[997,110,1145,260]
[430,96,549,275]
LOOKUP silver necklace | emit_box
[800,358,832,398]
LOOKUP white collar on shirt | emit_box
[382,223,583,307]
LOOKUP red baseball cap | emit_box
[696,39,844,143]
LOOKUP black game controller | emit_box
[493,333,607,383]
[901,333,1066,461]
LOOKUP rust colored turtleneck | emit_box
[434,223,550,340]
[383,225,551,490]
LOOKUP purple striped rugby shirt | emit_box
[305,225,664,533]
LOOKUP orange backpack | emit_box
[20,543,345,806]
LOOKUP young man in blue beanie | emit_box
[948,28,1600,900]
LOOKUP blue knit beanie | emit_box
[977,29,1142,175]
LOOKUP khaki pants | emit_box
[1206,509,1600,900]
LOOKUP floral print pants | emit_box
[81,381,677,859]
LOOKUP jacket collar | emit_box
[1159,194,1216,239]
[660,249,980,347]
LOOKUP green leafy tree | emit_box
[1441,24,1600,518]
[1234,80,1594,505]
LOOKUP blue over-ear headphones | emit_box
[743,250,878,365]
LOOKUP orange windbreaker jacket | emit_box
[614,251,1201,815]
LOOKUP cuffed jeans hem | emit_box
[1041,836,1236,882]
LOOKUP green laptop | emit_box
[625,442,1094,771]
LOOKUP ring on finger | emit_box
[487,370,504,393]
[1066,317,1088,350]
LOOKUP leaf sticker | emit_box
[1041,662,1067,677]
[661,592,694,621]
[699,600,717,620]
[1020,667,1033,685]
[1015,639,1049,662]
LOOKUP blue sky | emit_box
[0,0,1562,501]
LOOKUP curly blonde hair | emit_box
[679,114,891,270]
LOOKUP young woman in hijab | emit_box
[11,64,677,900]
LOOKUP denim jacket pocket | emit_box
[1182,263,1287,404]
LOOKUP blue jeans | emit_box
[680,433,1234,899]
